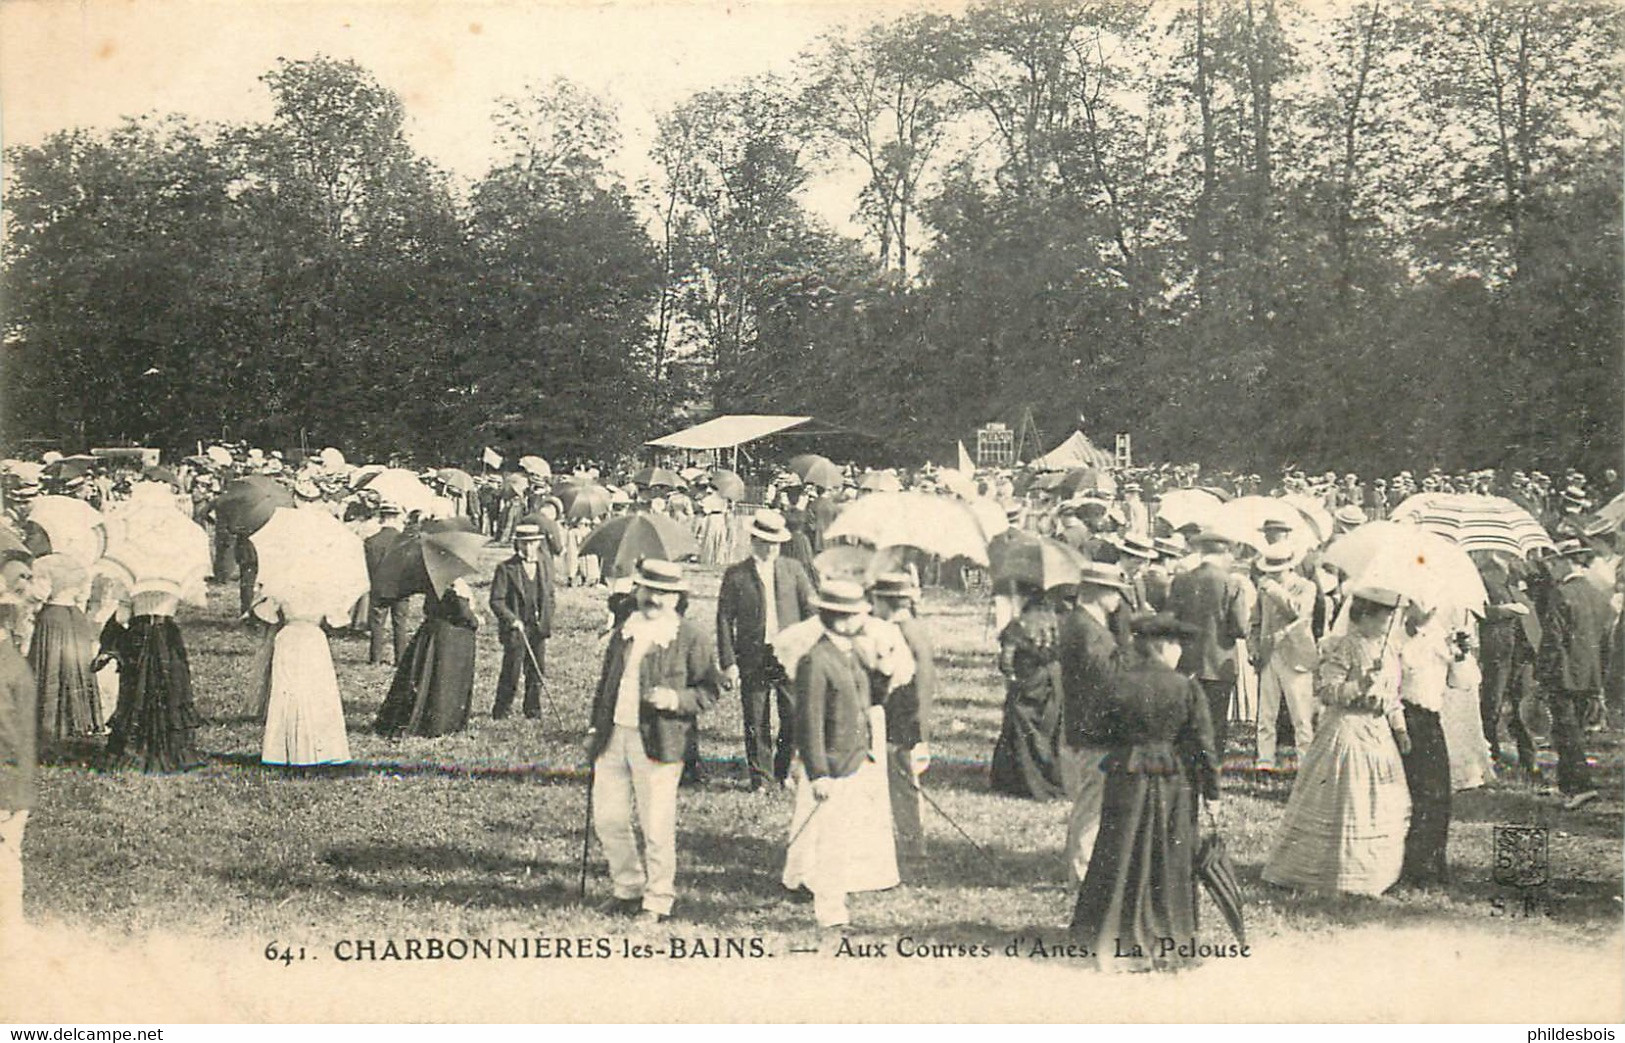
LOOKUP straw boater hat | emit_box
[748,508,792,543]
[514,523,545,542]
[293,477,322,501]
[1261,515,1295,534]
[1333,505,1367,528]
[1256,547,1299,573]
[1188,525,1233,551]
[1113,532,1158,560]
[1076,561,1130,592]
[812,578,870,615]
[378,500,403,517]
[1154,535,1188,560]
[633,558,687,592]
[1554,538,1594,559]
[870,570,921,601]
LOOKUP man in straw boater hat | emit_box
[583,559,722,924]
[1165,525,1251,754]
[716,508,816,791]
[1057,560,1131,885]
[364,501,410,666]
[489,523,555,721]
[1252,545,1319,772]
[868,569,936,869]
[784,578,876,936]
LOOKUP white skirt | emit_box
[783,706,900,895]
[260,621,351,766]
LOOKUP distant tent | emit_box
[1030,431,1113,471]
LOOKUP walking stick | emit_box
[579,758,595,900]
[785,797,825,849]
[916,784,1002,874]
[516,630,568,732]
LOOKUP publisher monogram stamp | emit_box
[1493,825,1550,889]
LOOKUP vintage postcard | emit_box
[0,0,1621,1025]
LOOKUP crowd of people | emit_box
[0,440,1620,968]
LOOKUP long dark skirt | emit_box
[31,604,102,744]
[103,615,205,773]
[1399,703,1451,885]
[374,618,476,737]
[1070,771,1199,970]
[989,678,1066,800]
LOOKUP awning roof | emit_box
[646,415,813,451]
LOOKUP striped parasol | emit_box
[1387,493,1554,558]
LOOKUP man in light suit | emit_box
[489,523,555,720]
[1253,546,1318,770]
[717,509,816,790]
[1165,528,1251,752]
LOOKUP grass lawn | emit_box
[6,546,1623,1022]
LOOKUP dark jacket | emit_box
[489,555,555,639]
[0,639,37,811]
[587,616,721,763]
[716,555,815,676]
[1058,606,1123,749]
[796,633,872,780]
[1538,573,1608,694]
[364,527,405,597]
[1088,655,1221,801]
[885,616,936,748]
[1166,560,1251,682]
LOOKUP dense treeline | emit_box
[4,0,1621,473]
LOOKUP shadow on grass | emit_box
[214,844,577,910]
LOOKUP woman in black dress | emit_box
[374,577,479,737]
[1070,613,1220,971]
[989,590,1068,799]
[98,588,205,772]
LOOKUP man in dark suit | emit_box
[717,509,816,790]
[869,570,936,866]
[584,559,721,924]
[1165,528,1251,752]
[1537,542,1608,807]
[365,502,410,665]
[1058,561,1128,884]
[0,600,37,936]
[1474,550,1543,776]
[490,523,555,721]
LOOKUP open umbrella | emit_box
[988,531,1084,593]
[214,475,295,536]
[435,468,476,494]
[580,513,699,577]
[142,465,180,489]
[0,525,30,560]
[519,455,551,478]
[859,470,903,494]
[934,468,977,500]
[631,466,683,490]
[1279,493,1335,546]
[788,453,834,479]
[1156,487,1227,532]
[98,485,211,605]
[810,543,907,584]
[43,455,99,483]
[1388,493,1554,558]
[374,529,489,601]
[2,460,44,485]
[348,463,387,489]
[798,458,845,490]
[318,447,347,471]
[249,507,369,625]
[967,497,1009,539]
[679,466,708,484]
[1589,492,1625,533]
[358,468,440,516]
[821,492,990,566]
[22,496,106,569]
[205,445,235,468]
[1214,495,1314,554]
[1057,467,1116,498]
[707,469,746,501]
[564,485,612,522]
[1323,521,1487,616]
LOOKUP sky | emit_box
[0,0,934,226]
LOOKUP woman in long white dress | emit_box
[249,596,350,766]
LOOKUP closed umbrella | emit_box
[22,496,106,569]
[373,529,489,601]
[580,514,699,578]
[98,485,211,605]
[214,476,294,536]
[1195,827,1246,944]
[821,492,990,566]
[707,469,746,501]
[1388,493,1554,558]
[249,507,369,625]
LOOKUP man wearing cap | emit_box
[365,503,411,666]
[788,579,876,933]
[1536,542,1608,808]
[1165,528,1251,752]
[489,523,556,721]
[717,509,816,791]
[869,570,935,866]
[1057,560,1129,884]
[585,560,722,923]
[1253,546,1318,771]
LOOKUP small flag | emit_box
[482,446,503,468]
